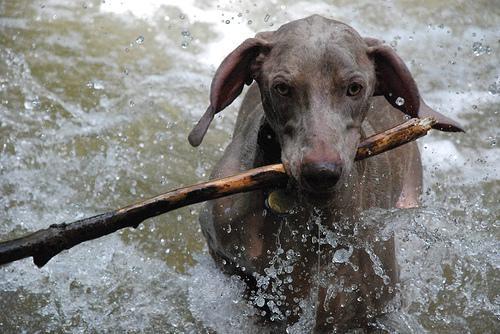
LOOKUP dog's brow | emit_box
[337,70,367,82]
[272,70,293,79]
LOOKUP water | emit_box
[0,1,498,333]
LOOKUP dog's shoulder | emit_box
[210,85,266,179]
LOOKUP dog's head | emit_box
[188,15,462,194]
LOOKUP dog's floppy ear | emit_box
[366,38,464,132]
[188,38,270,147]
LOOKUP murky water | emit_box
[0,1,498,333]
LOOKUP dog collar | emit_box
[265,189,297,214]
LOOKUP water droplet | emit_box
[332,246,353,263]
[472,41,492,56]
[395,97,405,106]
[181,30,192,48]
[24,97,40,110]
[225,20,230,24]
[129,100,135,107]
[487,77,499,95]
[135,35,144,44]
[86,80,104,90]
[255,296,265,307]
[247,20,253,25]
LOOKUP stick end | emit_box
[418,117,437,129]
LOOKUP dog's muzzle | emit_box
[299,161,343,193]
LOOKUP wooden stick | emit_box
[0,117,436,267]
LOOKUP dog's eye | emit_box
[274,83,290,96]
[347,83,363,96]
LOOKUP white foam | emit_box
[187,255,262,334]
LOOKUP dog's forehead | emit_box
[275,15,360,40]
[264,15,368,71]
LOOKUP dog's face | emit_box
[256,17,376,194]
[188,15,463,194]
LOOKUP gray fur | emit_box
[194,15,447,332]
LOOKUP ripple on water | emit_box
[0,0,498,333]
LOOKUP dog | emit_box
[188,15,462,332]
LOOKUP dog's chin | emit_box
[282,177,337,205]
[283,164,340,206]
[297,183,339,206]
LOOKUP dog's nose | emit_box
[300,162,343,192]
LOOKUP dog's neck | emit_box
[255,120,282,165]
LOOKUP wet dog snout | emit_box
[300,161,343,192]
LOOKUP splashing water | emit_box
[0,1,498,333]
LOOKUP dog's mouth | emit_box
[302,184,339,195]
[299,183,340,207]
[299,176,341,195]
[260,125,343,199]
[282,160,341,201]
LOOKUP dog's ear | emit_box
[366,39,464,132]
[188,38,271,147]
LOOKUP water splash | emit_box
[1,1,498,333]
[472,41,492,56]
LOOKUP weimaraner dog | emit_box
[188,15,462,333]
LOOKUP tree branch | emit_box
[0,117,436,267]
